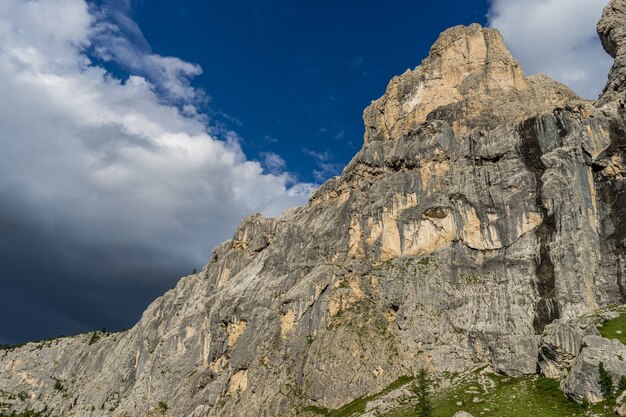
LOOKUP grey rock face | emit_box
[490,335,539,376]
[453,412,474,417]
[561,336,626,403]
[617,391,626,416]
[1,5,626,417]
[598,0,626,105]
[538,318,600,378]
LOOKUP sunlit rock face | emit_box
[362,24,580,141]
[1,3,626,416]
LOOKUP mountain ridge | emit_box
[2,2,626,416]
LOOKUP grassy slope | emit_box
[599,311,626,345]
[315,371,619,417]
[303,376,414,417]
[388,375,608,417]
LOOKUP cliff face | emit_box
[2,3,626,417]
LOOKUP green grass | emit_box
[314,372,617,417]
[599,311,626,345]
[387,374,615,417]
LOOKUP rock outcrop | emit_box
[538,318,600,378]
[1,2,626,416]
[598,0,626,105]
[561,336,626,403]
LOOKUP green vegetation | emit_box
[307,371,620,417]
[598,362,614,400]
[158,401,168,414]
[302,405,330,415]
[598,311,626,345]
[89,328,106,346]
[52,377,65,393]
[0,342,28,351]
[317,376,413,417]
[387,374,617,417]
[411,369,432,417]
[417,257,430,266]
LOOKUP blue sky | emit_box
[104,0,490,183]
[0,0,612,343]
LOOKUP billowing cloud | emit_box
[488,0,613,99]
[90,0,204,102]
[0,0,312,342]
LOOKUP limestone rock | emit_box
[363,24,582,142]
[490,335,539,376]
[538,318,600,378]
[561,336,626,403]
[598,0,626,105]
[453,412,474,417]
[617,391,626,416]
[0,7,626,417]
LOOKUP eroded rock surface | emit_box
[561,336,626,403]
[1,2,626,416]
[599,0,626,105]
[538,318,600,378]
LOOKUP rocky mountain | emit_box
[2,1,626,416]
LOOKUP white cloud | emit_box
[89,0,204,102]
[0,0,314,339]
[261,151,287,175]
[488,0,613,99]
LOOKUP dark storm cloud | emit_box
[0,0,312,344]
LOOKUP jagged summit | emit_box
[1,4,625,417]
[598,0,626,105]
[364,24,584,143]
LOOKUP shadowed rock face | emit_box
[1,3,626,417]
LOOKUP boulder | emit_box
[490,335,539,376]
[617,391,626,416]
[561,336,626,403]
[538,318,600,378]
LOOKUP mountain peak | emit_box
[363,24,583,143]
[2,13,626,417]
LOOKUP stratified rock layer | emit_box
[2,2,626,416]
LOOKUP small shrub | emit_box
[618,375,626,393]
[158,401,168,414]
[599,362,614,400]
[88,332,101,346]
[52,377,65,392]
[411,368,433,417]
